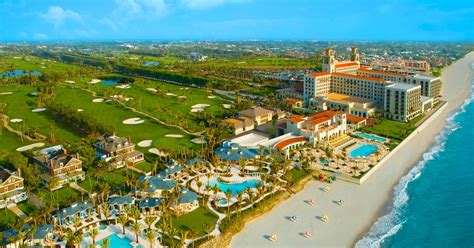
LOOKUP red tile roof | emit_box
[332,72,387,83]
[359,65,371,70]
[335,62,359,68]
[274,137,308,150]
[308,110,337,119]
[307,71,331,77]
[288,116,305,123]
[358,68,408,77]
[307,116,331,125]
[286,98,302,104]
[346,114,366,123]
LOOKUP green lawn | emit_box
[162,207,218,236]
[0,85,82,151]
[53,86,199,152]
[36,186,83,208]
[135,161,153,173]
[360,118,415,141]
[78,168,140,192]
[291,168,308,181]
[0,209,20,231]
[16,200,38,216]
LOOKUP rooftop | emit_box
[325,93,372,104]
[307,71,331,77]
[332,72,387,83]
[412,74,439,81]
[273,136,308,150]
[386,82,421,91]
[335,61,359,68]
[239,107,274,118]
[358,68,408,77]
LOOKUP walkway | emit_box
[28,192,44,208]
[70,182,89,194]
[8,205,27,218]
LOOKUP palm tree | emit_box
[188,230,199,248]
[144,229,157,248]
[144,215,155,230]
[130,222,142,244]
[101,203,111,224]
[63,230,76,248]
[225,189,232,215]
[102,238,110,248]
[88,227,99,246]
[178,230,189,247]
[72,216,82,232]
[118,214,128,235]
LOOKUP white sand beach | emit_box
[231,52,474,248]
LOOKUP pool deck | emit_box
[80,223,156,248]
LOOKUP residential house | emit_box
[172,189,199,215]
[94,133,144,169]
[52,201,94,226]
[108,195,135,215]
[139,198,162,215]
[0,167,27,209]
[30,145,85,190]
[136,175,176,198]
[224,117,255,135]
[286,98,303,108]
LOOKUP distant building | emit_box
[94,133,144,169]
[224,117,255,135]
[0,167,27,209]
[238,107,275,126]
[30,145,85,190]
[384,83,422,122]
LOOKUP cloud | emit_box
[180,0,249,10]
[41,6,82,28]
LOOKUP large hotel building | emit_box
[304,47,441,122]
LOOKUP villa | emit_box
[224,116,255,135]
[139,198,162,215]
[0,167,27,209]
[303,47,441,122]
[136,175,176,198]
[30,145,85,190]
[0,224,53,248]
[94,133,144,169]
[108,195,135,214]
[159,160,185,179]
[238,107,275,126]
[52,201,94,226]
[172,189,199,215]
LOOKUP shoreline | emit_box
[230,52,474,248]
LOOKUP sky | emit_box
[0,0,473,41]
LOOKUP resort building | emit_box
[238,107,275,126]
[0,167,27,209]
[224,116,255,135]
[139,198,162,215]
[286,98,303,108]
[52,201,94,226]
[30,145,85,190]
[286,110,348,147]
[172,189,199,215]
[108,195,135,214]
[94,133,144,169]
[303,47,441,122]
[136,175,176,198]
[384,83,422,122]
[1,224,54,248]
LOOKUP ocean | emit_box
[356,65,474,248]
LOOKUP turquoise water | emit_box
[357,74,474,247]
[101,79,118,86]
[0,69,41,78]
[97,234,137,248]
[354,132,387,143]
[209,179,261,195]
[99,225,107,231]
[350,144,378,157]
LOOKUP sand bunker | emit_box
[222,104,232,109]
[77,109,84,112]
[191,109,204,113]
[208,96,217,99]
[147,88,158,93]
[30,92,39,96]
[16,143,45,152]
[32,108,46,112]
[116,84,131,89]
[123,118,144,125]
[148,148,168,157]
[64,80,75,84]
[178,96,187,99]
[191,104,210,109]
[166,93,177,96]
[191,138,206,144]
[0,92,13,95]
[10,118,23,123]
[92,98,104,103]
[138,140,153,147]
[90,79,101,84]
[165,134,183,138]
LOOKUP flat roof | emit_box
[386,83,420,91]
[230,132,269,147]
[412,75,439,81]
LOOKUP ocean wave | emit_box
[355,80,474,248]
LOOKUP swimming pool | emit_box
[97,234,141,248]
[354,132,387,143]
[209,179,261,195]
[350,144,378,158]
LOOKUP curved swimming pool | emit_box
[209,179,261,195]
[350,144,378,158]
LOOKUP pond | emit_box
[0,70,41,78]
